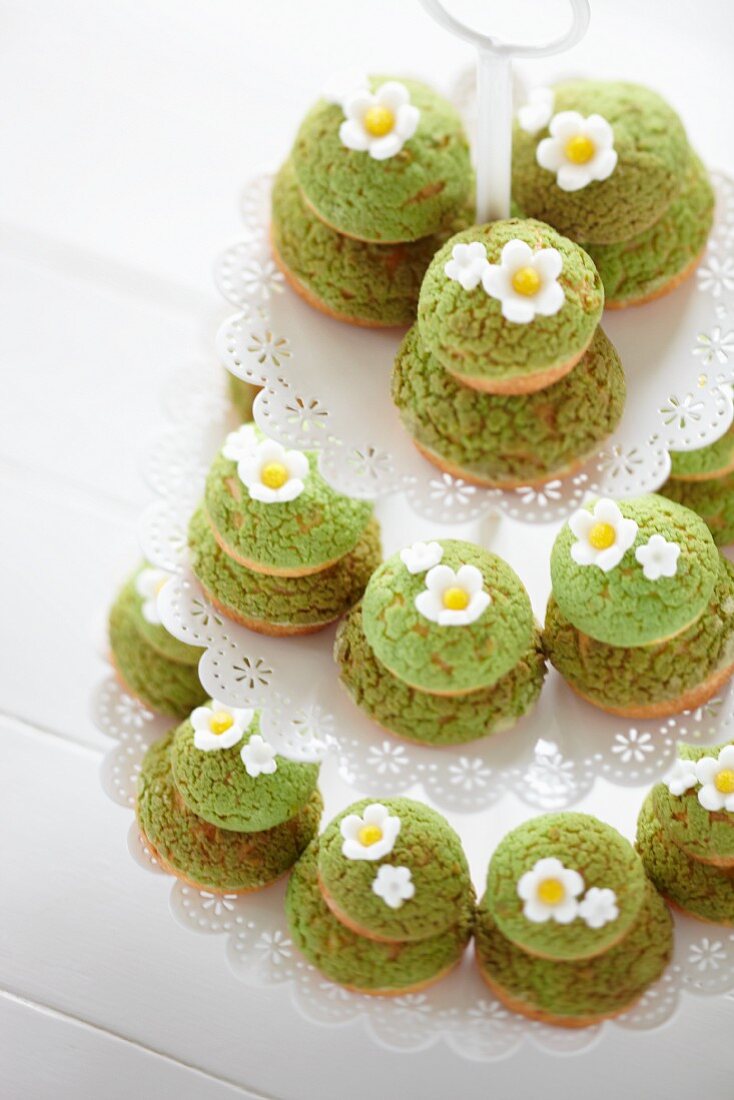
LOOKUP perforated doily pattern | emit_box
[213,170,734,524]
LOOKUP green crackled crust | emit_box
[669,425,734,481]
[170,713,320,833]
[189,506,381,629]
[584,153,714,305]
[108,575,206,719]
[661,473,734,548]
[392,325,624,486]
[137,734,322,893]
[551,494,720,647]
[486,813,646,961]
[335,602,546,745]
[476,880,671,1024]
[361,540,535,695]
[512,81,689,244]
[651,741,734,866]
[317,798,473,941]
[544,556,734,712]
[286,841,474,992]
[271,159,471,326]
[417,220,603,387]
[291,77,472,244]
[204,446,373,573]
[637,793,734,924]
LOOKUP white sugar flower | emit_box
[322,68,370,109]
[221,423,259,463]
[695,744,734,812]
[635,534,681,581]
[444,241,490,291]
[414,564,490,627]
[236,438,309,504]
[518,87,555,134]
[517,857,584,924]
[482,239,564,324]
[135,567,172,625]
[190,701,255,752]
[666,758,699,797]
[372,865,415,910]
[537,111,618,192]
[340,803,401,861]
[577,887,619,929]
[568,499,638,573]
[400,541,444,575]
[240,734,278,778]
[339,81,420,161]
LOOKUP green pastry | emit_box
[476,879,672,1026]
[544,555,734,717]
[417,219,603,394]
[584,153,714,307]
[227,373,259,422]
[660,426,734,547]
[392,324,624,487]
[137,733,322,893]
[169,706,320,832]
[637,793,734,925]
[188,505,381,635]
[285,841,474,994]
[316,798,473,941]
[550,494,719,647]
[651,742,734,867]
[512,81,689,244]
[108,570,206,719]
[204,426,373,576]
[486,813,646,961]
[335,602,546,745]
[361,540,535,695]
[292,77,472,244]
[271,159,471,327]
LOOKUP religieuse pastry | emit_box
[270,158,471,327]
[108,565,207,718]
[544,494,734,717]
[416,219,605,394]
[136,699,322,893]
[189,424,380,635]
[286,798,474,994]
[512,81,713,306]
[660,423,734,547]
[335,539,545,745]
[637,741,734,924]
[291,75,472,244]
[475,813,673,1027]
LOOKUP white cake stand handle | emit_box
[418,0,591,222]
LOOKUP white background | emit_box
[2,1,734,1096]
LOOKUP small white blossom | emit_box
[236,438,309,504]
[340,803,401,861]
[400,541,444,575]
[340,81,419,161]
[568,498,638,573]
[414,564,490,627]
[666,758,699,797]
[190,701,254,752]
[518,87,554,134]
[635,534,681,581]
[517,857,584,924]
[482,239,565,324]
[240,734,278,778]
[577,887,619,929]
[695,744,734,812]
[537,111,617,192]
[444,241,490,291]
[372,865,415,910]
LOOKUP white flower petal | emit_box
[595,543,626,572]
[593,499,623,526]
[585,114,614,148]
[532,280,565,317]
[696,757,721,784]
[274,478,305,503]
[375,81,409,111]
[698,784,724,812]
[501,298,535,324]
[532,248,563,282]
[343,91,373,121]
[414,590,441,623]
[523,898,552,923]
[454,564,483,594]
[556,164,591,192]
[568,509,595,539]
[590,147,618,182]
[549,110,585,140]
[339,118,370,151]
[536,137,565,172]
[501,239,533,268]
[570,540,599,566]
[369,132,402,161]
[424,564,455,595]
[394,103,420,141]
[552,898,580,924]
[247,483,278,503]
[718,745,734,768]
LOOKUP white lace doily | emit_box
[137,363,734,811]
[94,674,734,1060]
[213,169,734,525]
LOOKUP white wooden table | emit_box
[2,2,734,1096]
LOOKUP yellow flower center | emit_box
[714,769,734,794]
[443,587,470,611]
[588,521,616,550]
[261,461,288,489]
[209,711,235,735]
[511,266,541,297]
[358,824,383,847]
[364,104,395,137]
[537,878,566,906]
[565,133,595,164]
